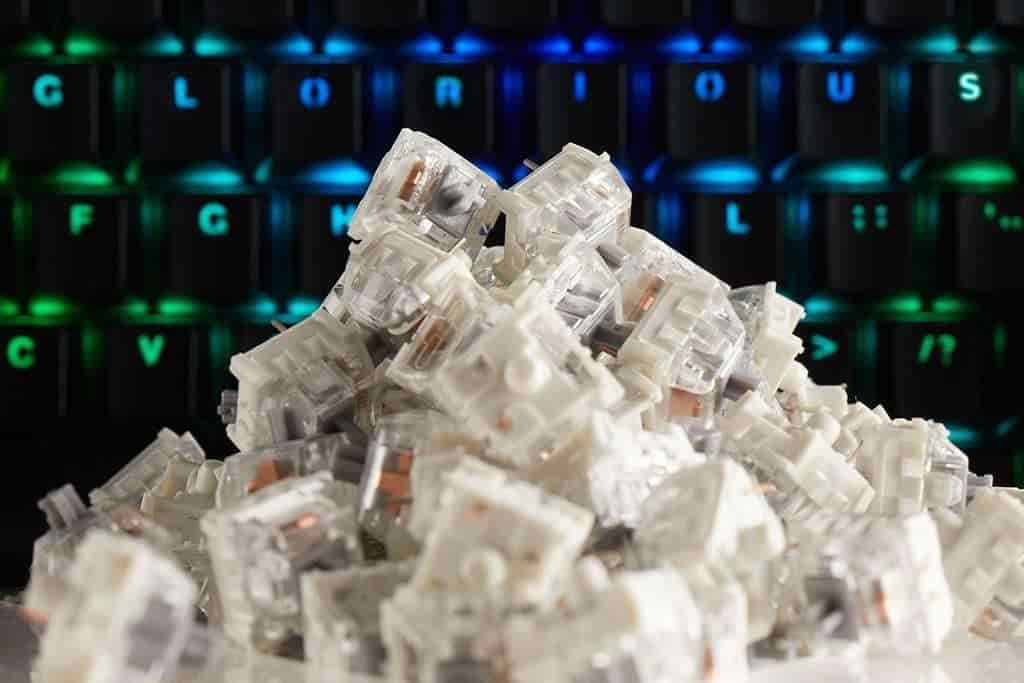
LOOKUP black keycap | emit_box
[0,199,13,295]
[537,64,627,158]
[692,193,781,286]
[733,0,821,28]
[140,62,238,162]
[202,0,297,35]
[863,0,955,27]
[795,321,857,390]
[824,194,912,292]
[666,63,756,160]
[600,0,693,28]
[928,63,1010,158]
[955,194,1024,291]
[31,196,136,302]
[0,0,32,34]
[798,63,885,159]
[467,0,559,31]
[106,325,203,417]
[402,64,495,154]
[6,64,112,162]
[296,194,359,296]
[879,322,986,420]
[996,0,1024,26]
[271,64,362,162]
[69,0,164,34]
[332,0,426,30]
[164,195,263,303]
[0,326,70,416]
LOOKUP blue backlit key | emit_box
[7,63,113,161]
[0,326,72,416]
[928,63,1010,158]
[140,62,239,162]
[824,193,913,292]
[164,195,264,303]
[666,63,756,160]
[692,193,782,287]
[537,64,627,159]
[879,322,986,420]
[69,0,165,35]
[270,64,362,162]
[202,0,298,35]
[795,322,858,392]
[955,194,1024,291]
[402,64,495,154]
[295,194,360,297]
[31,195,139,302]
[798,63,885,159]
[105,325,204,417]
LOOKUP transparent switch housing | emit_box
[89,428,206,509]
[349,128,502,258]
[201,473,363,651]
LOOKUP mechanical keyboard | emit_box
[1,0,1023,588]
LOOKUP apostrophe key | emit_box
[927,63,1011,159]
[68,0,165,35]
[692,193,782,287]
[0,326,73,416]
[402,64,495,155]
[31,196,138,302]
[270,64,362,162]
[537,63,628,158]
[164,195,264,303]
[105,325,204,417]
[798,63,885,160]
[6,64,113,162]
[955,194,1024,292]
[823,194,913,293]
[666,63,757,161]
[140,62,239,162]
[295,194,360,297]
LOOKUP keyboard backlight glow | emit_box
[453,33,493,57]
[195,31,238,57]
[48,163,114,188]
[911,29,959,55]
[240,296,278,318]
[532,34,571,56]
[29,296,73,318]
[298,161,371,188]
[0,298,18,317]
[158,297,204,317]
[583,33,620,55]
[808,161,889,185]
[876,293,923,315]
[940,160,1017,186]
[783,28,830,54]
[931,296,975,315]
[677,160,759,186]
[176,163,245,188]
[661,32,701,55]
[287,296,321,318]
[324,34,366,57]
[15,35,54,57]
[64,33,113,57]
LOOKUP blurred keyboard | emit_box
[2,0,1024,587]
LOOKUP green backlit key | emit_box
[956,194,1024,292]
[878,322,987,420]
[0,326,73,416]
[31,195,140,303]
[105,325,205,417]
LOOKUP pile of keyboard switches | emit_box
[21,130,1024,683]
